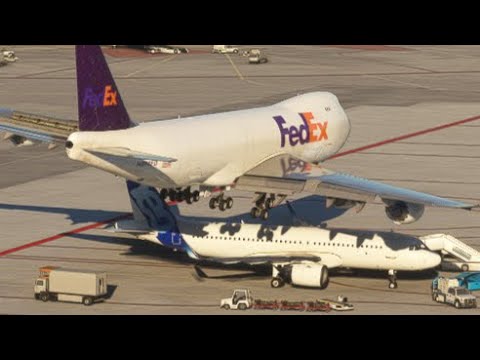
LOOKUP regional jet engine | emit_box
[287,263,329,289]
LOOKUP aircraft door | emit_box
[172,233,182,246]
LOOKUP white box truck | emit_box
[34,266,108,306]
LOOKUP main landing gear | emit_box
[271,264,287,288]
[250,193,287,221]
[209,193,234,212]
[388,269,398,289]
[160,187,200,204]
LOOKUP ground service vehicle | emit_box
[0,48,18,66]
[212,45,240,54]
[220,289,253,310]
[320,296,354,311]
[248,49,268,64]
[220,289,332,312]
[34,266,108,306]
[432,276,477,309]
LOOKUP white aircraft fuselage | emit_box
[138,220,441,272]
[67,92,350,188]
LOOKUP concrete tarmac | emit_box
[1,45,480,314]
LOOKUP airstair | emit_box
[420,234,480,272]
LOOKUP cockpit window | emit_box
[408,244,425,251]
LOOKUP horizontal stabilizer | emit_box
[85,147,177,163]
[107,219,151,235]
[0,109,75,144]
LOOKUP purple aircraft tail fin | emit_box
[76,45,132,131]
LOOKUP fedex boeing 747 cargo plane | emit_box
[0,45,478,224]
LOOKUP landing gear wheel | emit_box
[238,303,247,311]
[192,191,200,202]
[176,192,185,202]
[260,210,269,221]
[83,297,93,306]
[389,282,398,289]
[251,207,260,218]
[209,198,218,210]
[168,190,176,202]
[271,277,284,288]
[462,264,469,272]
[160,189,168,200]
[219,200,227,212]
[226,197,234,209]
[265,197,274,210]
[320,266,330,289]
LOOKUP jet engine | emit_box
[385,201,425,225]
[286,263,329,289]
[4,133,35,147]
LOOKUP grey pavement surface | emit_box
[1,45,480,314]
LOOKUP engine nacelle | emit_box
[289,263,329,289]
[385,201,425,225]
[326,197,357,210]
[4,134,35,147]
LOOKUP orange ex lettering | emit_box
[103,85,118,107]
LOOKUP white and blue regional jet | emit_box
[118,180,441,289]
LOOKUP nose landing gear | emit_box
[388,269,398,289]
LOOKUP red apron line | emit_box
[0,214,131,257]
[329,115,480,160]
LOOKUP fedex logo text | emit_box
[82,85,118,109]
[273,112,328,148]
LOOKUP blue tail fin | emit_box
[126,181,179,232]
[76,45,132,131]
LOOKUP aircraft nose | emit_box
[425,251,441,269]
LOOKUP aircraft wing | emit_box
[0,108,76,145]
[235,154,478,210]
[200,252,342,268]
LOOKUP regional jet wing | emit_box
[235,154,478,210]
[198,252,342,268]
[0,108,77,145]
